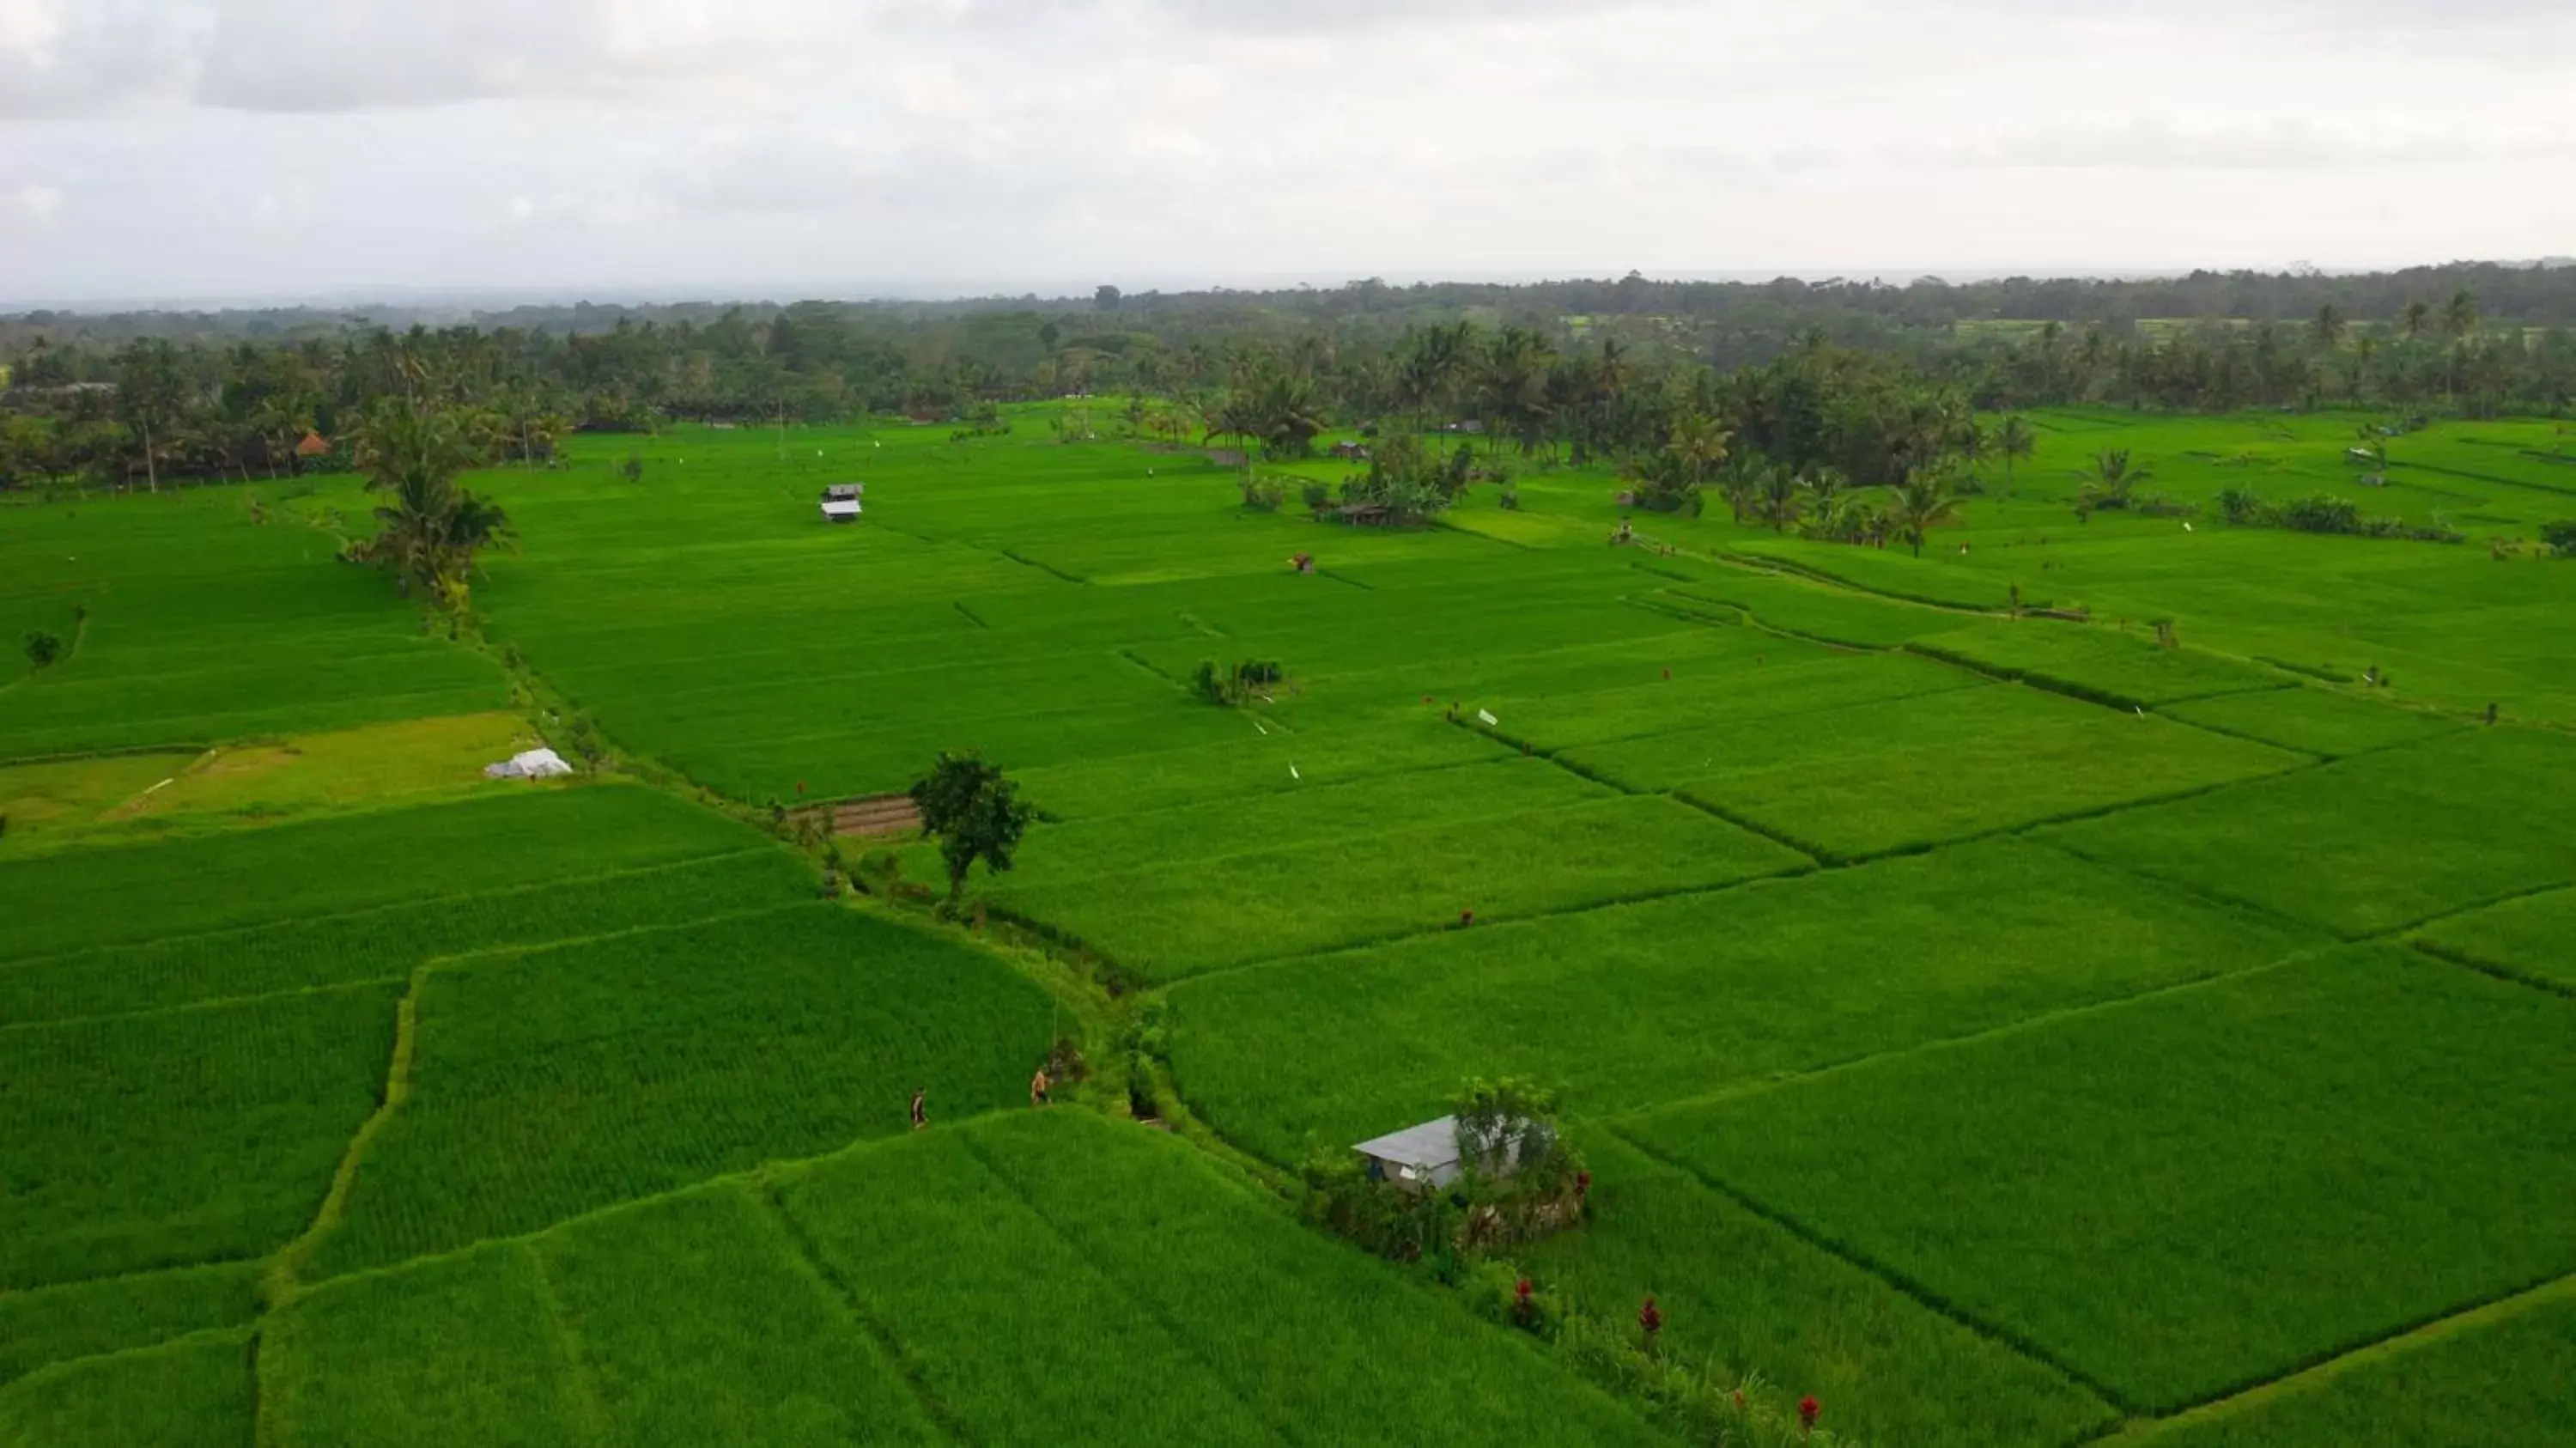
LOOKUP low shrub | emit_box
[1237,476,1286,512]
[2542,520,2576,557]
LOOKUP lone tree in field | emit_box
[24,630,63,670]
[351,396,514,610]
[909,750,1036,907]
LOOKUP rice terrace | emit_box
[6,262,2576,1448]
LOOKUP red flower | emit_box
[1575,1171,1591,1197]
[1800,1396,1820,1432]
[1515,1277,1533,1301]
[1731,1389,1747,1412]
[1460,909,1474,926]
[1637,1297,1662,1336]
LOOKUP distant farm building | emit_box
[1354,1116,1466,1188]
[820,484,864,522]
[295,432,330,459]
[1329,440,1370,461]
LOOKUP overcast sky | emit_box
[3,0,2573,306]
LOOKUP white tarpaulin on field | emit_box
[484,747,574,779]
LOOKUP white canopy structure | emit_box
[483,747,574,779]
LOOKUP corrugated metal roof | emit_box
[1352,1115,1461,1169]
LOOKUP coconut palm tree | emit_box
[1886,468,1965,557]
[1666,413,1731,490]
[2402,300,2432,341]
[2313,303,2347,351]
[1751,463,1803,532]
[2074,448,2150,520]
[352,396,514,608]
[1996,416,2036,493]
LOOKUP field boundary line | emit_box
[1443,711,1831,862]
[521,1243,614,1445]
[2014,836,2335,942]
[1899,636,2302,716]
[0,1321,258,1397]
[1114,647,1180,685]
[2090,1269,2576,1444]
[950,599,989,629]
[0,847,785,976]
[749,1182,970,1445]
[2143,699,2474,762]
[1167,866,1819,985]
[1602,1122,2132,1411]
[1597,946,2328,1123]
[2392,458,2576,499]
[1153,864,1830,994]
[952,1129,1304,1448]
[264,958,431,1305]
[0,973,407,1036]
[997,547,1088,584]
[2364,875,2576,946]
[2403,935,2576,1001]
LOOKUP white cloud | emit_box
[1,0,2573,301]
[9,183,63,222]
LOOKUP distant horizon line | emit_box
[9,258,2571,317]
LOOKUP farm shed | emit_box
[820,483,864,522]
[1354,1116,1467,1188]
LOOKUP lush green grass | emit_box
[778,1110,1664,1446]
[1562,682,2303,859]
[2041,726,2576,935]
[309,903,1055,1275]
[0,489,508,762]
[1483,648,1983,754]
[0,982,399,1289]
[269,1111,1662,1447]
[994,792,1808,982]
[1522,1132,2117,1448]
[2135,1290,2576,1447]
[0,1328,254,1448]
[532,1183,939,1446]
[1002,754,1610,888]
[2159,684,2468,757]
[261,1242,596,1448]
[0,783,767,963]
[1167,838,2318,1165]
[2410,884,2576,992]
[1626,946,2576,1411]
[0,849,812,1025]
[0,1261,260,1386]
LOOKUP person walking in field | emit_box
[909,1086,927,1131]
[1030,1066,1052,1108]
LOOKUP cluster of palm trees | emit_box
[346,398,516,611]
[1625,406,1978,557]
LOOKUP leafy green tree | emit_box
[908,749,1037,906]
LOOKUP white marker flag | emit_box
[1476,709,1498,727]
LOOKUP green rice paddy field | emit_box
[3,405,2573,1445]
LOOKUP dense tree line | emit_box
[6,264,2575,497]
